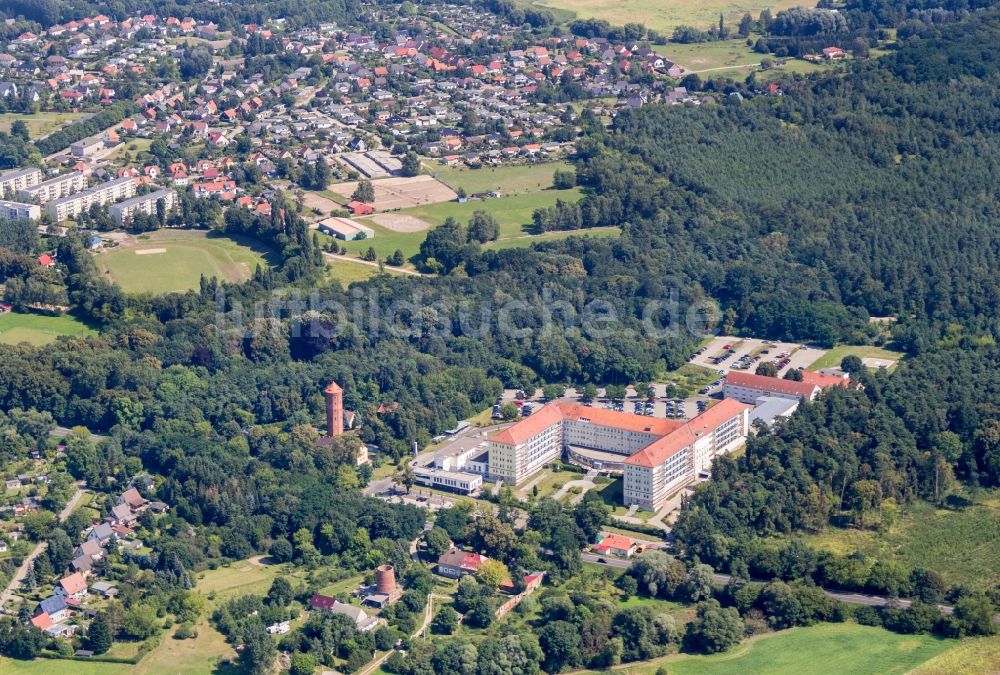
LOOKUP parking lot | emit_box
[689,336,828,379]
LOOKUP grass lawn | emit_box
[0,311,98,346]
[808,344,903,371]
[0,111,84,139]
[656,363,718,393]
[325,257,398,285]
[910,635,1000,675]
[799,489,1000,591]
[654,40,764,75]
[484,226,620,250]
[132,621,237,675]
[594,623,954,675]
[97,230,278,294]
[110,137,154,164]
[430,160,574,196]
[526,0,802,35]
[195,559,283,605]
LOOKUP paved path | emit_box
[358,592,446,675]
[0,486,87,611]
[323,252,427,277]
[551,478,595,504]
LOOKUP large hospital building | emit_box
[488,398,750,510]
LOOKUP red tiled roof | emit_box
[800,370,850,389]
[725,371,820,399]
[489,402,681,446]
[594,534,634,553]
[626,398,751,468]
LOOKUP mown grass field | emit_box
[808,343,903,370]
[0,111,84,139]
[431,160,574,196]
[800,489,1000,591]
[593,623,954,675]
[525,0,803,35]
[654,40,838,79]
[0,312,98,346]
[484,226,620,250]
[96,231,277,294]
[325,257,394,285]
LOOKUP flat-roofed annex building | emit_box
[108,189,177,226]
[488,399,751,510]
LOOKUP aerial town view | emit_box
[0,0,997,673]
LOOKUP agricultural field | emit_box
[0,311,97,346]
[524,0,802,35]
[431,160,574,196]
[96,230,277,294]
[808,343,903,370]
[595,623,955,675]
[910,635,1000,675]
[799,489,1000,591]
[0,111,85,139]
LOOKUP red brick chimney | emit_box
[324,381,343,438]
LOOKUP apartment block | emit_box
[108,189,177,225]
[0,167,42,196]
[19,172,86,205]
[0,199,41,221]
[45,176,137,221]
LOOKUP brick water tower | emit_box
[324,381,343,438]
[375,564,396,593]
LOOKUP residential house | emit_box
[436,547,488,578]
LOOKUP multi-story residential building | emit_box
[723,370,849,405]
[108,188,176,225]
[18,172,86,204]
[45,176,136,221]
[0,199,41,221]
[0,167,42,196]
[488,399,752,509]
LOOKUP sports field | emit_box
[526,0,803,34]
[590,623,955,675]
[96,230,277,294]
[0,112,85,139]
[0,311,97,346]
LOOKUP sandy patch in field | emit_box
[369,213,433,233]
[301,191,343,215]
[135,248,167,255]
[328,175,457,211]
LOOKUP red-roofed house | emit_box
[593,534,637,558]
[38,254,55,267]
[723,370,847,404]
[56,572,88,600]
[436,548,488,578]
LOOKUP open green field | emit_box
[525,0,803,35]
[0,311,98,346]
[431,160,574,196]
[808,343,903,370]
[590,623,955,675]
[341,187,591,263]
[194,558,283,604]
[96,230,277,294]
[654,40,838,80]
[799,489,1000,591]
[0,111,84,139]
[485,226,620,250]
[325,257,398,285]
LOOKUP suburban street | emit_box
[0,486,88,612]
